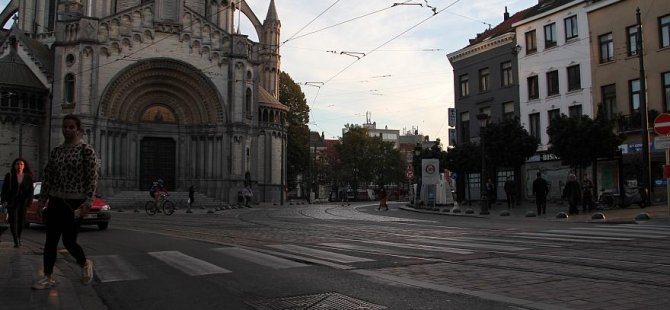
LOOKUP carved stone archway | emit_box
[99,58,225,124]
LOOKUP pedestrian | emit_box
[485,178,495,209]
[243,185,252,207]
[32,114,98,290]
[562,173,582,215]
[187,185,195,213]
[1,158,34,248]
[341,187,350,206]
[503,176,515,209]
[532,172,549,215]
[377,187,388,211]
[581,175,594,212]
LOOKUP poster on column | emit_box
[422,159,440,185]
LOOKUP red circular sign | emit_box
[655,113,670,135]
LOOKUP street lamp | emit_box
[413,143,422,206]
[477,113,490,215]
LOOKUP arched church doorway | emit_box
[140,137,176,191]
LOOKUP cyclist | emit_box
[150,179,168,210]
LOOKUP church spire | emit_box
[265,0,279,22]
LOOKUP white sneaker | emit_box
[81,259,94,285]
[32,276,57,290]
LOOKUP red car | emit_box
[26,182,112,230]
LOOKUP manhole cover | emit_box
[247,292,386,310]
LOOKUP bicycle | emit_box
[145,192,175,216]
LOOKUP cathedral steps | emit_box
[104,191,228,210]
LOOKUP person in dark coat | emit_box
[485,178,496,208]
[504,176,516,209]
[1,158,34,248]
[581,175,594,212]
[562,174,582,215]
[532,172,549,215]
[187,185,195,213]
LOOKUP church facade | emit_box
[0,0,288,204]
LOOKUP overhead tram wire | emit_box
[282,0,413,45]
[281,0,343,46]
[323,0,463,84]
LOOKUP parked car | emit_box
[26,182,111,230]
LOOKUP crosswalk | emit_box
[89,224,670,283]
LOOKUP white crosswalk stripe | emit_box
[148,250,232,276]
[212,247,309,269]
[90,255,147,283]
[406,238,531,251]
[267,244,374,263]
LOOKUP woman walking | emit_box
[1,158,34,248]
[33,114,98,289]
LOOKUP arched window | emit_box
[245,88,252,117]
[64,73,75,104]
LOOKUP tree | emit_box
[547,114,623,171]
[279,71,310,192]
[482,118,538,174]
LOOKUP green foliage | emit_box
[482,118,538,170]
[547,114,623,169]
[279,71,310,190]
[444,141,480,173]
[336,127,404,191]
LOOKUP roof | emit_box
[265,0,279,22]
[514,0,581,26]
[309,131,325,147]
[258,86,289,111]
[0,48,47,90]
[467,8,531,46]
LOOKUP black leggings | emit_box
[43,197,87,275]
[8,203,26,244]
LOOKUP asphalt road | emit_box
[17,202,670,310]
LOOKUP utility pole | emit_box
[637,8,651,204]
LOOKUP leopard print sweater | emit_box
[40,142,99,204]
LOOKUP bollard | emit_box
[635,212,651,221]
[451,206,462,213]
[555,212,568,219]
[525,211,537,217]
[465,208,474,214]
[591,212,606,220]
[500,210,511,216]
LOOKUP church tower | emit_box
[260,0,280,97]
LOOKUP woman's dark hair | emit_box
[11,157,32,178]
[63,114,82,130]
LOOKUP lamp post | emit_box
[413,143,422,207]
[477,113,490,215]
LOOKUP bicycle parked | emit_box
[145,192,175,215]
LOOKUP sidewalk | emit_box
[400,199,670,223]
[0,235,105,310]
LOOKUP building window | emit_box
[245,88,252,117]
[569,105,582,117]
[64,73,75,104]
[503,101,515,120]
[564,15,578,40]
[660,15,670,48]
[501,61,513,87]
[599,33,614,63]
[460,112,470,142]
[664,72,670,112]
[627,25,639,56]
[528,75,539,99]
[548,108,560,127]
[479,68,490,92]
[544,23,556,48]
[602,84,617,120]
[629,79,641,112]
[546,70,559,96]
[567,65,581,91]
[480,107,491,117]
[459,74,469,97]
[529,113,541,140]
[525,30,537,54]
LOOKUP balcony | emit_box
[615,110,658,134]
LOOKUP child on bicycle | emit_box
[150,179,168,209]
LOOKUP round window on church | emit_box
[141,105,177,123]
[65,54,75,67]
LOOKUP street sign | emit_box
[655,136,670,149]
[422,159,440,185]
[654,113,670,135]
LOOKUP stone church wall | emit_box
[117,0,141,12]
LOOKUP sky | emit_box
[0,0,537,144]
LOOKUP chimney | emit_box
[504,6,510,21]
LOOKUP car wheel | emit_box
[98,222,109,230]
